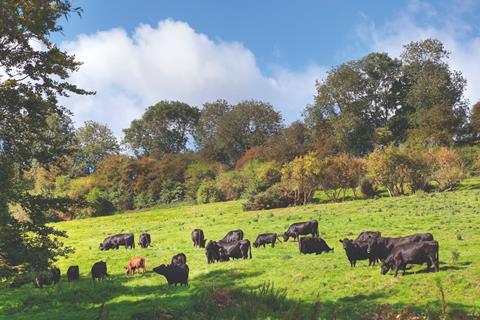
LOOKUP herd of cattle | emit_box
[29,220,440,288]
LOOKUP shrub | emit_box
[215,171,247,201]
[68,176,96,200]
[281,153,322,205]
[432,148,465,191]
[159,179,185,204]
[400,147,433,193]
[85,187,115,216]
[197,180,225,204]
[243,183,294,211]
[133,192,155,209]
[184,161,224,200]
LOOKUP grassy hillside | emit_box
[1,180,480,319]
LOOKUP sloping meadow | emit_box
[1,180,479,319]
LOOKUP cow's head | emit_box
[339,239,353,251]
[153,264,167,276]
[99,243,104,250]
[380,258,394,275]
[283,232,290,242]
[366,238,378,254]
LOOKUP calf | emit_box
[221,229,244,242]
[381,241,439,276]
[367,233,434,261]
[125,256,146,275]
[51,267,61,284]
[299,237,333,255]
[138,233,151,248]
[218,239,252,260]
[153,264,189,286]
[283,220,319,242]
[253,233,281,248]
[91,261,108,281]
[191,229,206,248]
[99,233,135,250]
[67,266,80,281]
[339,239,376,267]
[34,268,60,288]
[171,253,187,267]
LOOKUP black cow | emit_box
[253,233,281,248]
[67,266,80,281]
[138,233,151,248]
[91,261,108,281]
[381,241,439,276]
[283,220,319,242]
[354,231,381,243]
[153,264,189,286]
[205,240,221,264]
[221,229,244,242]
[339,239,377,267]
[171,253,187,267]
[218,239,252,259]
[192,229,206,248]
[367,233,434,261]
[299,237,333,254]
[99,233,135,250]
[34,268,60,288]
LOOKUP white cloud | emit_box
[359,1,480,108]
[62,19,324,138]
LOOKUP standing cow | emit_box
[171,253,187,267]
[138,233,151,248]
[125,257,146,275]
[192,229,206,248]
[367,233,434,261]
[283,220,319,242]
[381,240,439,276]
[91,261,108,281]
[253,233,281,248]
[221,229,244,242]
[67,266,80,281]
[153,264,189,286]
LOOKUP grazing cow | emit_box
[99,233,135,250]
[218,239,252,260]
[91,261,108,281]
[138,233,151,248]
[221,229,244,242]
[381,241,439,276]
[367,233,434,261]
[354,231,381,243]
[283,220,319,242]
[34,268,60,288]
[205,240,221,264]
[171,253,187,267]
[339,239,377,267]
[153,264,189,286]
[125,256,146,275]
[192,229,206,248]
[67,266,80,281]
[299,237,333,255]
[253,233,281,248]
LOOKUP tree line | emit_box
[1,1,480,278]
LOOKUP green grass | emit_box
[1,179,480,319]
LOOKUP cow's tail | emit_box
[276,234,282,243]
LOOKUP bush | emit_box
[432,148,465,191]
[159,179,185,204]
[197,180,225,204]
[243,183,293,211]
[133,192,155,209]
[184,161,224,200]
[215,171,247,201]
[85,187,115,216]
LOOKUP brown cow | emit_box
[125,256,146,275]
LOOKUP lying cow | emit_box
[339,239,377,267]
[283,220,319,242]
[299,237,333,254]
[381,240,439,276]
[91,261,108,281]
[125,256,146,275]
[253,233,281,248]
[153,264,189,286]
[138,233,151,248]
[67,266,80,281]
[192,229,206,248]
[171,253,187,267]
[367,233,434,261]
[221,229,244,242]
[99,233,135,250]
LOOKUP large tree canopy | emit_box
[0,1,92,276]
[123,100,200,157]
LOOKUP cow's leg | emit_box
[271,242,275,248]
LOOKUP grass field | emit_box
[1,179,480,319]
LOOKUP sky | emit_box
[55,0,480,138]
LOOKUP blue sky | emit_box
[57,0,480,137]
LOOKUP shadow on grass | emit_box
[1,268,478,320]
